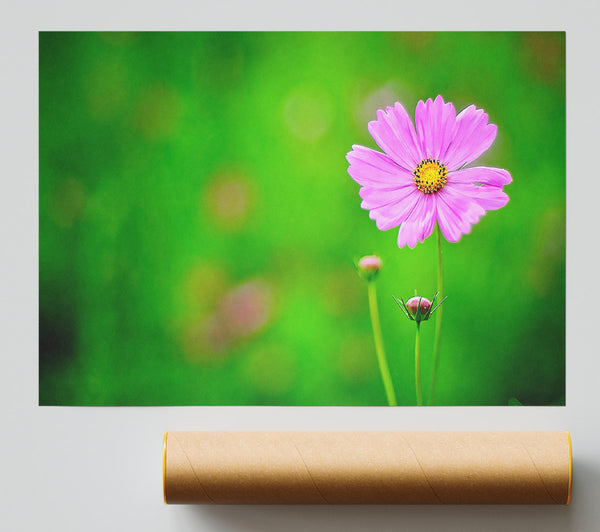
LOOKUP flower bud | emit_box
[357,255,382,281]
[394,292,446,323]
[405,296,431,317]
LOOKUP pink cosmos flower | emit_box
[347,95,512,248]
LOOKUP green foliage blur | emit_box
[39,32,565,406]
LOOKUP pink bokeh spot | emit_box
[347,95,512,248]
[183,278,274,361]
[219,280,273,337]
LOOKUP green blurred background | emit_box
[39,32,565,406]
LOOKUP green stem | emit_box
[367,281,397,406]
[429,224,444,405]
[415,322,422,406]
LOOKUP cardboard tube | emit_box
[163,431,572,505]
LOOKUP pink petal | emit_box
[368,187,421,231]
[358,181,416,210]
[396,193,437,249]
[439,185,486,223]
[420,194,437,241]
[434,187,485,242]
[446,182,510,211]
[448,166,512,187]
[443,105,497,171]
[415,95,456,161]
[346,145,414,187]
[397,219,420,249]
[368,103,422,170]
[435,200,468,243]
[396,194,425,248]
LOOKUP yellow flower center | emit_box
[413,159,448,194]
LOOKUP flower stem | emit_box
[429,224,444,405]
[367,281,397,406]
[415,322,422,406]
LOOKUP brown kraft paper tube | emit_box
[163,431,572,505]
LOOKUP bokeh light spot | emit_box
[353,81,408,133]
[527,206,565,296]
[48,177,87,228]
[521,33,564,83]
[392,32,435,52]
[203,170,255,231]
[283,87,332,143]
[132,84,182,140]
[99,32,137,46]
[182,315,229,363]
[181,262,229,311]
[181,278,274,363]
[219,279,273,338]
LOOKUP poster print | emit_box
[39,32,565,405]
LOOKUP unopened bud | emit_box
[393,292,446,323]
[406,296,431,317]
[357,255,382,281]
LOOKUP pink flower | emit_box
[347,96,512,248]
